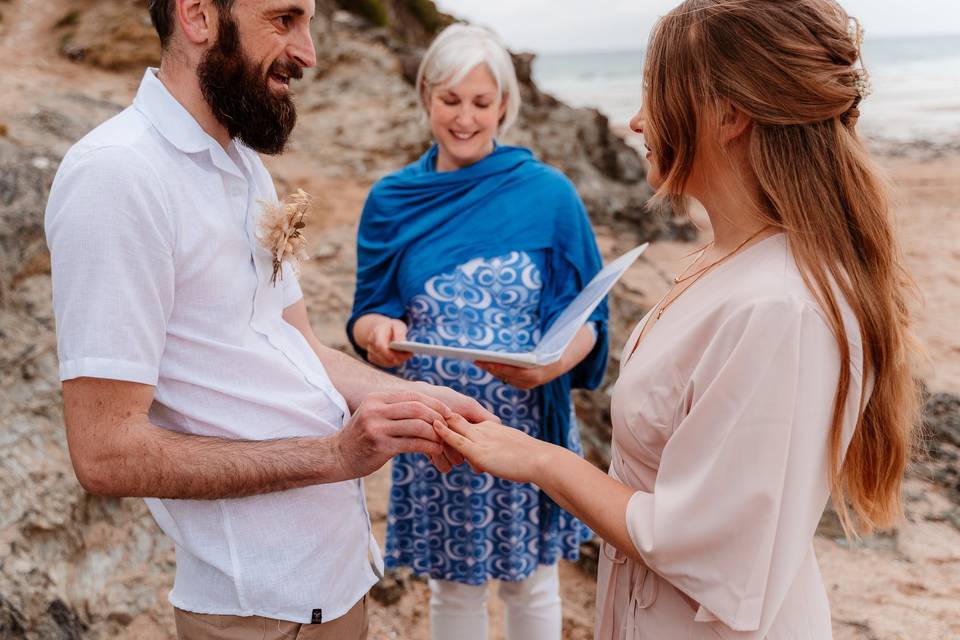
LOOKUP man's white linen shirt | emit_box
[45,69,383,623]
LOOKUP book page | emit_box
[390,243,648,367]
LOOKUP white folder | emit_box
[390,243,648,368]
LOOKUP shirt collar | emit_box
[133,68,247,179]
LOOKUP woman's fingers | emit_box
[433,422,485,474]
[478,362,522,376]
[442,443,465,466]
[475,361,542,389]
[445,413,479,437]
[371,324,392,352]
[433,420,474,455]
[368,323,412,367]
[428,450,453,473]
[475,362,501,377]
[389,320,408,342]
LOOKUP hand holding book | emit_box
[391,243,649,368]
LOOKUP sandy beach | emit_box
[883,153,960,393]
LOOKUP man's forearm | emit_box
[71,416,347,499]
[283,300,415,410]
[310,340,417,410]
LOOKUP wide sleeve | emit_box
[346,185,406,359]
[624,297,858,633]
[45,146,176,385]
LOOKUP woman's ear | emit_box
[498,92,508,124]
[718,99,752,145]
[176,0,217,46]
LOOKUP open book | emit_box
[390,243,649,368]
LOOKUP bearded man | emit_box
[43,2,490,638]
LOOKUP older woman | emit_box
[347,24,608,640]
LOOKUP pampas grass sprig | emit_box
[257,189,312,286]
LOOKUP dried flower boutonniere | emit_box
[257,188,312,286]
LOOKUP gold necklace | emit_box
[671,243,715,284]
[627,227,771,363]
[628,225,770,359]
[654,226,770,320]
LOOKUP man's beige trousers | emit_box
[174,596,368,640]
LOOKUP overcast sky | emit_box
[436,0,960,53]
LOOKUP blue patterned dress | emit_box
[385,250,592,584]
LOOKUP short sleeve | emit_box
[623,298,857,633]
[281,261,303,307]
[45,146,175,385]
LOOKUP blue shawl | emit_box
[348,144,609,454]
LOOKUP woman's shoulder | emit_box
[704,234,861,347]
[503,146,577,191]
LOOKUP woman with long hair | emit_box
[433,1,922,637]
[347,24,608,640]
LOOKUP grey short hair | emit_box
[415,24,522,135]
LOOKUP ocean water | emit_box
[533,34,960,145]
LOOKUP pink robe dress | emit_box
[596,234,867,639]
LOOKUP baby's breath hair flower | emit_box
[847,19,872,101]
[853,69,873,100]
[849,19,865,52]
[257,189,311,286]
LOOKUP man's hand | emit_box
[335,390,453,478]
[284,302,498,473]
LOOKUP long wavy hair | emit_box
[642,0,922,535]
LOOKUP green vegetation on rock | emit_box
[403,0,452,34]
[54,10,81,28]
[337,0,389,28]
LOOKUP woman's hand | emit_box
[475,360,564,390]
[432,414,553,484]
[475,324,598,389]
[412,381,503,470]
[362,317,414,368]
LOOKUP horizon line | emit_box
[526,30,960,57]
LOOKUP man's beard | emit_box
[198,13,301,155]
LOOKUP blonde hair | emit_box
[643,0,921,535]
[416,24,521,134]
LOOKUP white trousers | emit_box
[428,563,562,640]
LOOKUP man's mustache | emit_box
[268,58,304,82]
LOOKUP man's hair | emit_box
[148,0,236,49]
